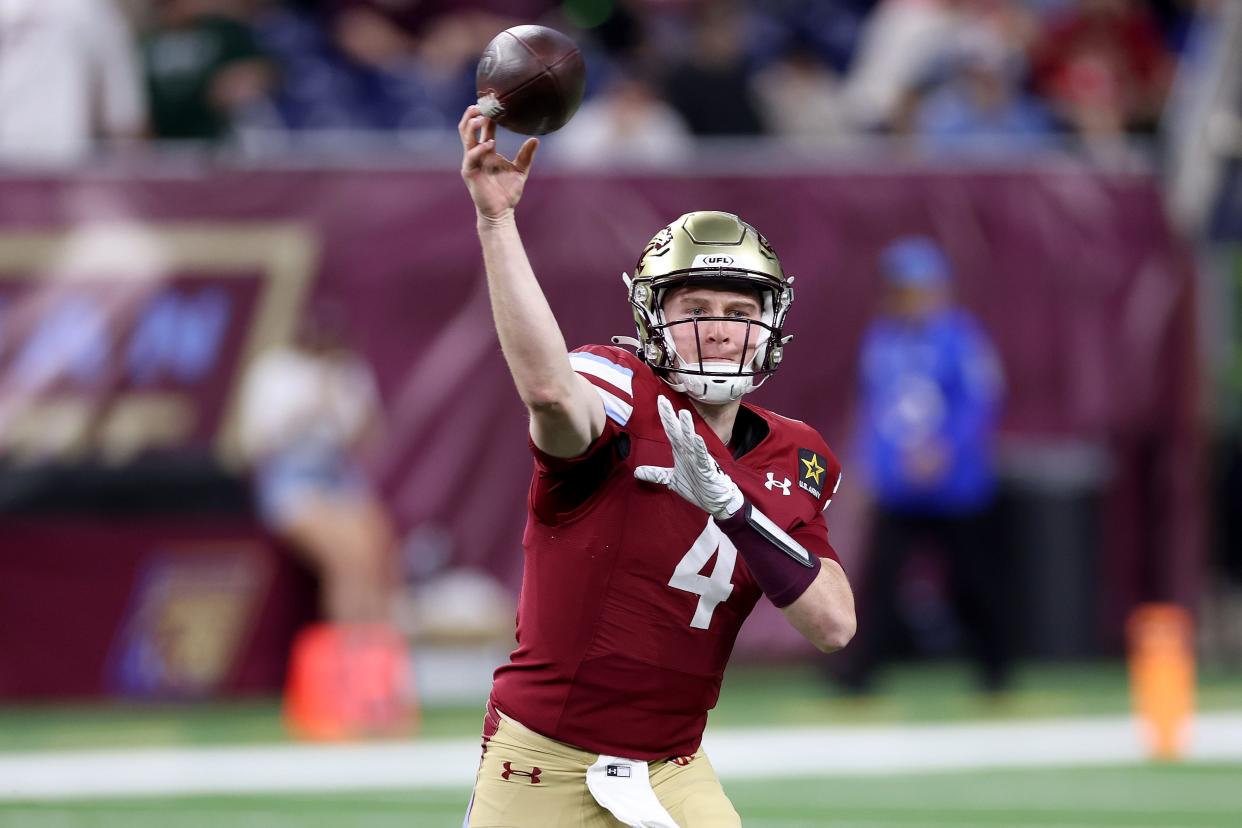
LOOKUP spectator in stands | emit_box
[142,0,276,142]
[1031,0,1174,139]
[247,1,369,132]
[845,0,1039,133]
[0,0,146,163]
[551,67,693,167]
[837,237,1011,696]
[662,2,765,136]
[238,303,398,625]
[751,39,853,147]
[324,1,555,131]
[843,0,965,131]
[912,34,1054,152]
[744,0,874,76]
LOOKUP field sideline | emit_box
[5,766,1242,828]
[7,764,1242,828]
[3,713,1242,800]
[3,664,1241,826]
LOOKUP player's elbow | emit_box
[522,382,575,414]
[810,609,856,654]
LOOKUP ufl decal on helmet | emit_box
[611,211,794,404]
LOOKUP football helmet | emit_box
[613,211,794,404]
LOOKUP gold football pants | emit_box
[465,712,741,827]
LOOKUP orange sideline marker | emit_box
[284,623,417,741]
[1126,603,1194,761]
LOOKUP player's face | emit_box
[661,285,764,366]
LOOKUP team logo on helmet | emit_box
[637,226,675,269]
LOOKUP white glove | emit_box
[634,395,744,520]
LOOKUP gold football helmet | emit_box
[613,211,794,403]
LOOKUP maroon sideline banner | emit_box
[0,519,316,699]
[0,163,1202,673]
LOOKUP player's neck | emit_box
[690,398,740,446]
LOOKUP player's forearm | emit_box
[780,561,856,653]
[715,505,855,652]
[477,212,579,407]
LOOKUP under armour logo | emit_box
[606,764,632,778]
[765,473,791,495]
[501,762,542,784]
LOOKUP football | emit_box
[476,25,586,136]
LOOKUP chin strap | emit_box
[610,336,760,404]
[675,371,752,404]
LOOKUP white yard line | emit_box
[701,712,1242,777]
[1,713,1240,801]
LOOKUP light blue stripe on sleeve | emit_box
[570,352,635,396]
[571,351,634,375]
[589,385,633,426]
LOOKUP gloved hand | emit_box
[635,395,744,520]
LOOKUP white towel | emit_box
[585,755,680,828]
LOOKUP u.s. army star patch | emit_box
[797,448,826,498]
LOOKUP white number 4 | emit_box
[668,519,737,629]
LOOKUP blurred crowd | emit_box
[0,0,1213,164]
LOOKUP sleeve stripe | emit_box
[822,472,842,512]
[570,352,634,394]
[578,368,633,400]
[589,384,633,426]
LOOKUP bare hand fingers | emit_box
[460,112,488,150]
[515,137,539,173]
[458,107,477,147]
[462,139,496,171]
[461,118,481,150]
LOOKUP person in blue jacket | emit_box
[840,236,1010,695]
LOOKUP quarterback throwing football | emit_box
[459,105,856,827]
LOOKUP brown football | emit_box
[476,25,586,136]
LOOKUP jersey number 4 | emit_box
[668,519,737,629]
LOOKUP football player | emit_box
[458,104,856,827]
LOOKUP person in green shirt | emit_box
[142,0,275,141]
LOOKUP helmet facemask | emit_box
[612,212,795,405]
[656,279,784,403]
[611,213,794,404]
[619,270,794,405]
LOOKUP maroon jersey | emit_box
[490,345,842,760]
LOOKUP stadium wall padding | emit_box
[0,166,1203,691]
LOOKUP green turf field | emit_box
[4,764,1241,827]
[3,662,1240,827]
[3,660,1241,752]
